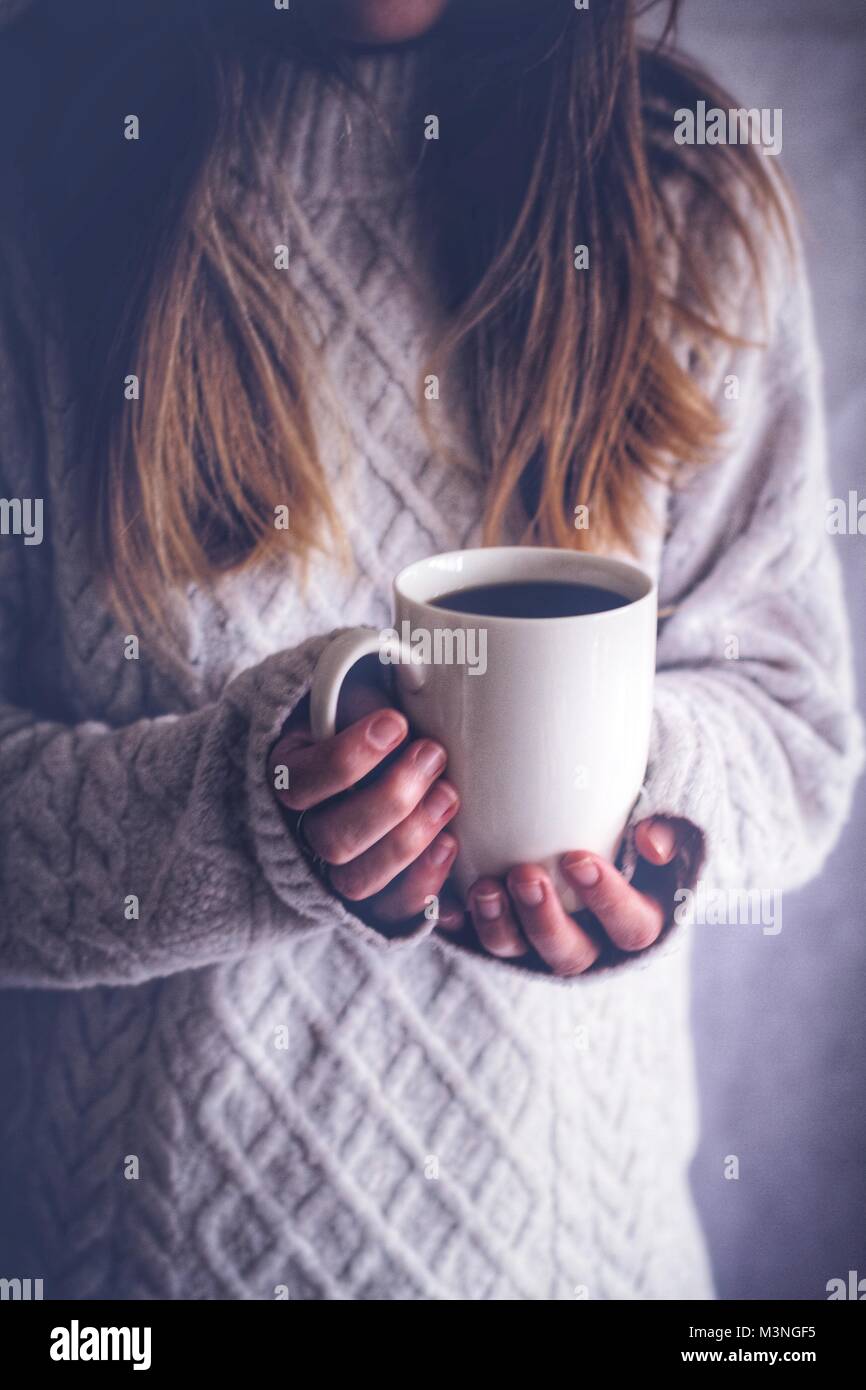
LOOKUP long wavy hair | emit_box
[0,0,788,639]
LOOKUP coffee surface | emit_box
[430,579,629,619]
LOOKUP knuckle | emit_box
[329,863,373,901]
[384,776,422,824]
[308,818,355,866]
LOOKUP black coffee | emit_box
[430,579,629,619]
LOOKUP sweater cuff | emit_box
[233,634,436,957]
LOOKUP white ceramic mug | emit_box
[310,546,657,913]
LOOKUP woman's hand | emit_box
[440,817,697,976]
[269,671,695,966]
[269,679,465,934]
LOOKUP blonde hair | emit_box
[51,0,789,640]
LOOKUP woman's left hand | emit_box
[435,816,696,976]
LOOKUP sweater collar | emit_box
[266,41,425,202]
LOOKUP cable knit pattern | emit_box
[0,40,862,1301]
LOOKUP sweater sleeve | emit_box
[0,643,439,992]
[609,204,865,965]
[0,321,430,994]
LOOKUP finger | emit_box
[305,743,451,866]
[633,816,691,867]
[467,878,528,959]
[328,781,459,898]
[366,832,460,923]
[506,865,600,976]
[271,707,409,811]
[560,853,665,953]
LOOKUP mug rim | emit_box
[394,546,656,626]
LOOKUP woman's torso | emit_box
[0,47,711,1300]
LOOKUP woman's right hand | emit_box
[268,684,463,934]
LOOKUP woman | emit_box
[0,0,860,1300]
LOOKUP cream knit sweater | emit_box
[0,38,862,1300]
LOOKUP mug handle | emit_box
[309,627,428,740]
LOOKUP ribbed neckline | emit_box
[267,40,427,201]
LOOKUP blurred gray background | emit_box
[670,0,865,1300]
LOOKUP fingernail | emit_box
[368,712,405,750]
[415,741,447,776]
[563,856,600,888]
[429,834,456,866]
[647,821,675,860]
[424,780,457,820]
[473,892,502,921]
[511,878,544,907]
